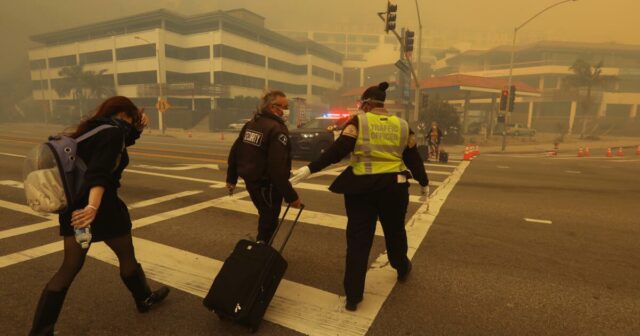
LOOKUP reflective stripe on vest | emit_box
[350,112,409,175]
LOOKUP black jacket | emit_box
[308,113,429,195]
[226,112,298,203]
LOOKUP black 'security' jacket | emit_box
[226,111,298,203]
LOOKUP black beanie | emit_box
[361,82,389,103]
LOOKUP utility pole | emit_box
[413,0,423,124]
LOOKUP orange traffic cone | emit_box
[606,148,613,157]
[584,146,590,157]
[617,147,624,157]
[188,131,192,138]
[463,146,471,161]
[577,147,584,157]
[220,131,225,141]
[636,145,640,156]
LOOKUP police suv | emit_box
[289,113,352,160]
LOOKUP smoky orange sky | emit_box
[0,0,637,80]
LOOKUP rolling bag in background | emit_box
[203,204,305,332]
[439,150,449,163]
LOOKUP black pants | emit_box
[246,181,283,243]
[343,182,410,302]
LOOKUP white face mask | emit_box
[281,109,290,121]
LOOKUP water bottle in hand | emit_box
[72,210,92,249]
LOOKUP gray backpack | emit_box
[23,125,118,213]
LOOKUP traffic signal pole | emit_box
[413,0,423,124]
[377,9,421,120]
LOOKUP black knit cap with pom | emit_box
[361,82,390,103]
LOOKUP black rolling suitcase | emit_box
[439,150,449,163]
[203,204,304,332]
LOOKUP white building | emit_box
[28,9,344,129]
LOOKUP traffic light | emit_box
[499,87,509,111]
[404,30,415,53]
[385,2,398,33]
[497,113,506,124]
[508,85,517,112]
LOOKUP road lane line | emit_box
[88,237,373,336]
[293,181,439,203]
[317,170,451,177]
[497,165,510,169]
[565,170,581,174]
[524,218,553,224]
[0,220,58,240]
[0,199,54,220]
[209,198,384,237]
[425,163,458,168]
[124,169,226,187]
[0,180,24,188]
[0,152,26,158]
[133,164,221,171]
[0,241,62,269]
[128,190,203,209]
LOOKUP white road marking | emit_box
[565,170,581,174]
[0,152,26,158]
[124,169,226,188]
[0,241,61,269]
[0,199,55,220]
[0,220,58,240]
[89,237,373,336]
[133,164,221,171]
[359,161,470,334]
[425,163,458,168]
[210,198,384,236]
[128,190,203,209]
[524,218,553,224]
[292,181,439,203]
[317,170,452,177]
[497,165,510,169]
[0,180,24,188]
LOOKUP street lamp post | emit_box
[135,35,164,134]
[502,0,578,151]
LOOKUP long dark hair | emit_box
[69,96,142,138]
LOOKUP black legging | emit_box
[46,234,139,291]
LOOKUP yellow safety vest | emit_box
[350,111,409,175]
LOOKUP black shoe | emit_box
[397,261,413,283]
[29,288,68,336]
[345,298,362,312]
[121,263,170,313]
[136,286,170,313]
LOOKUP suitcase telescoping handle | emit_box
[268,204,305,254]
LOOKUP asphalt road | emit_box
[0,124,638,336]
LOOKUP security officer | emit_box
[289,82,429,311]
[226,90,302,243]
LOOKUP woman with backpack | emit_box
[29,96,170,336]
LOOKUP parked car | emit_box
[227,118,251,130]
[289,114,352,160]
[506,123,536,136]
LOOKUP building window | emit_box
[79,50,113,64]
[268,80,307,95]
[335,73,342,82]
[117,71,157,85]
[312,85,330,96]
[30,59,47,70]
[213,44,265,67]
[166,71,210,84]
[31,80,49,90]
[116,44,156,61]
[165,45,210,60]
[312,65,334,80]
[214,71,264,89]
[49,55,77,68]
[268,58,307,75]
[543,76,559,89]
[605,104,632,118]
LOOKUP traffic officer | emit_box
[289,82,429,311]
[226,90,302,243]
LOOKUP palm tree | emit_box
[564,59,616,137]
[55,64,115,119]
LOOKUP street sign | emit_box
[155,98,171,113]
[395,59,411,75]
